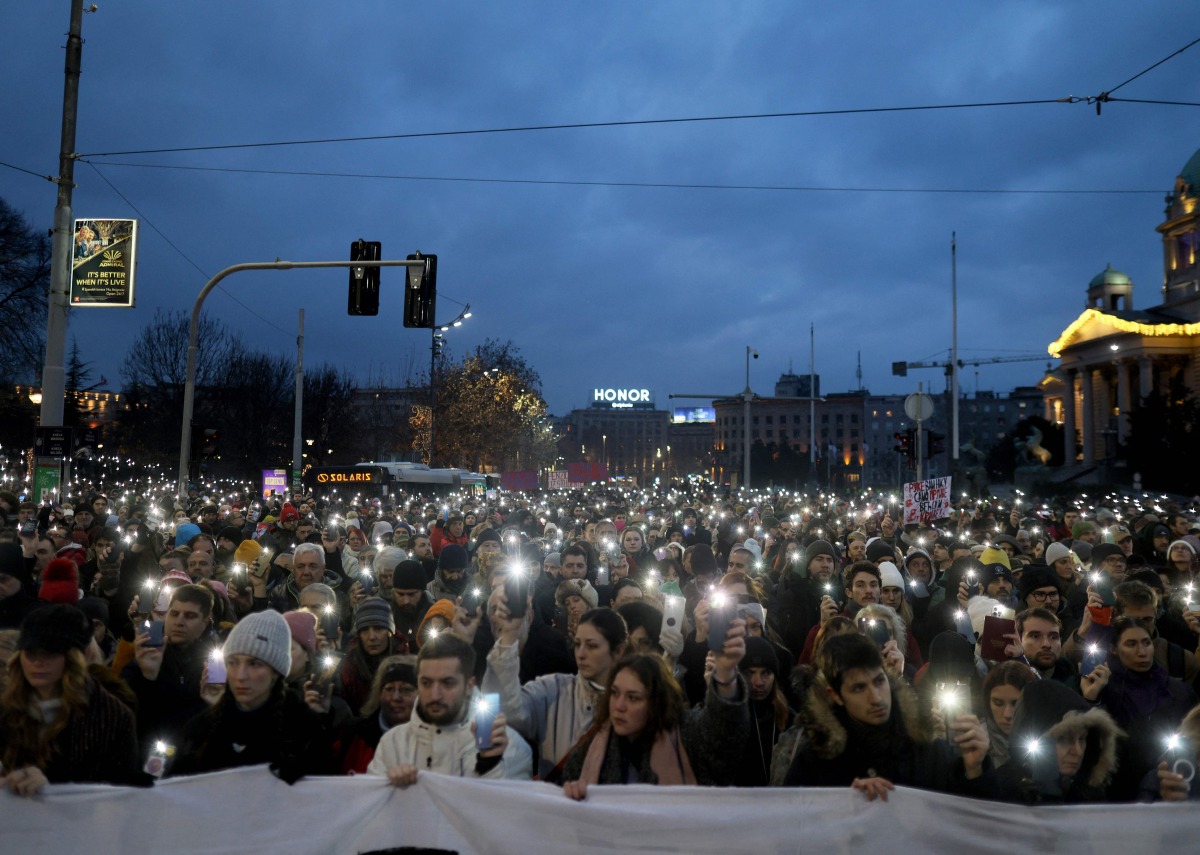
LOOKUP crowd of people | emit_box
[0,482,1198,809]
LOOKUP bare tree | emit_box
[0,198,50,384]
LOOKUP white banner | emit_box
[0,765,1191,855]
[547,470,569,491]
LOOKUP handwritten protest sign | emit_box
[903,476,952,525]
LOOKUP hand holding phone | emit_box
[706,594,735,654]
[473,693,500,750]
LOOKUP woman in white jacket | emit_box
[368,634,530,785]
[483,605,628,780]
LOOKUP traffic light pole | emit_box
[916,382,925,481]
[176,258,426,501]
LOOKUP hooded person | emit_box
[995,678,1124,804]
[170,609,335,782]
[775,633,992,797]
[428,544,470,602]
[770,539,840,659]
[733,635,792,787]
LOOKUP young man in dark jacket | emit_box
[775,633,992,799]
[770,540,840,659]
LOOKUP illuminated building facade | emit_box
[1044,147,1200,466]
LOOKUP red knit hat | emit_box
[280,503,300,523]
[39,558,81,604]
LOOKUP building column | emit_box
[1139,356,1154,403]
[1080,367,1096,464]
[1062,368,1077,463]
[1117,360,1132,445]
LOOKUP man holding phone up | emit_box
[122,584,216,752]
[368,634,531,786]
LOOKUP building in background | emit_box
[1043,146,1200,474]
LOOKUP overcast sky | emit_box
[4,2,1198,417]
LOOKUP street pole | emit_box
[744,345,756,490]
[176,258,426,501]
[291,308,304,494]
[429,329,437,465]
[809,323,816,480]
[917,382,925,482]
[39,0,86,427]
[951,232,960,467]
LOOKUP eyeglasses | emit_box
[1028,590,1060,602]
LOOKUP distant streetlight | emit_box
[430,303,471,464]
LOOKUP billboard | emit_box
[71,218,138,307]
[672,406,716,423]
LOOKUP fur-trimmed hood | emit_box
[1010,679,1124,789]
[799,669,933,760]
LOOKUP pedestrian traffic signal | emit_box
[348,240,381,316]
[893,429,916,466]
[927,430,946,457]
[404,252,437,328]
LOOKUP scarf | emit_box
[579,723,697,786]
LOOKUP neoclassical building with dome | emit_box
[1042,147,1200,473]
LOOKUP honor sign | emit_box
[592,388,654,410]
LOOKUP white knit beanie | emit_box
[223,610,292,677]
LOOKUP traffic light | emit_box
[404,252,437,328]
[927,430,946,457]
[190,424,220,459]
[893,429,916,467]
[348,240,381,316]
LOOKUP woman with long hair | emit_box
[981,660,1037,767]
[0,605,140,795]
[560,621,749,799]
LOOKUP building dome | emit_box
[1088,263,1131,289]
[1180,147,1200,194]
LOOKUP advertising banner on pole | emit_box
[500,470,538,491]
[262,468,288,498]
[903,476,952,525]
[70,218,138,307]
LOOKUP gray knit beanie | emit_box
[223,610,292,677]
[354,597,396,634]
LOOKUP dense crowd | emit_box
[0,482,1197,808]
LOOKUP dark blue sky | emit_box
[4,2,1198,417]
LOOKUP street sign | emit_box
[904,392,934,421]
[34,426,72,459]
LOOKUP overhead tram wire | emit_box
[77,98,1070,158]
[0,160,55,181]
[75,160,1163,196]
[84,162,292,338]
[1091,35,1200,113]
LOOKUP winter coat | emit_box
[770,565,825,658]
[470,618,576,687]
[482,638,601,779]
[170,686,334,782]
[0,677,143,787]
[336,637,408,716]
[429,523,469,557]
[775,669,991,797]
[366,690,531,780]
[1099,660,1198,800]
[560,675,750,786]
[333,712,389,775]
[121,636,211,751]
[995,679,1123,804]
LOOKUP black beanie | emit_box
[740,635,780,678]
[866,540,895,563]
[393,559,428,591]
[19,604,92,654]
[439,544,469,571]
[805,540,837,565]
[474,528,502,549]
[1018,565,1063,602]
[217,526,244,546]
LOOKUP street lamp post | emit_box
[428,305,471,466]
[670,345,758,490]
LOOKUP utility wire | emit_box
[84,162,292,338]
[1105,36,1200,97]
[77,98,1067,158]
[0,160,54,181]
[1109,97,1200,107]
[77,159,1162,195]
